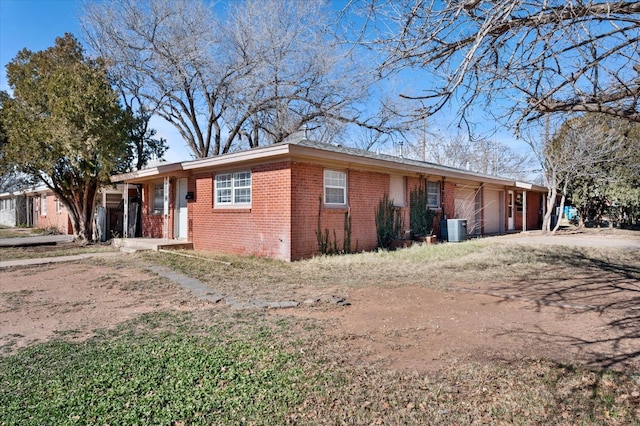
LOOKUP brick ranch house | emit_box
[0,186,73,233]
[110,140,548,261]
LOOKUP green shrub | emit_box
[410,183,436,238]
[375,193,403,248]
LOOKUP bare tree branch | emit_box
[351,0,640,132]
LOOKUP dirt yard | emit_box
[2,236,638,374]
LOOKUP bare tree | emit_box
[350,0,640,132]
[535,114,628,232]
[403,131,534,180]
[222,0,369,147]
[82,0,237,158]
[83,0,395,159]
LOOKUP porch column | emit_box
[163,176,170,240]
[123,183,130,237]
[26,195,31,227]
[522,190,527,232]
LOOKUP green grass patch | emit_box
[2,309,639,425]
[0,319,308,425]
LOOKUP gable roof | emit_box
[111,139,546,192]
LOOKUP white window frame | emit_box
[214,171,252,207]
[427,181,440,208]
[57,198,63,213]
[41,194,47,216]
[151,182,164,215]
[324,170,347,206]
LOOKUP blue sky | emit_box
[1,0,193,162]
[1,0,82,90]
[0,0,534,164]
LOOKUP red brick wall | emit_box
[442,181,456,220]
[36,192,72,235]
[290,162,392,260]
[188,162,292,260]
[141,180,173,239]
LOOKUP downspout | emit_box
[522,190,527,232]
[123,183,129,237]
[163,176,170,240]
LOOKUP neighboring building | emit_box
[0,194,18,227]
[0,185,128,237]
[111,139,548,261]
[0,188,42,229]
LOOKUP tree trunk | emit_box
[60,180,100,244]
[552,193,566,234]
[542,185,557,232]
[552,180,568,234]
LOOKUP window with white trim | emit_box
[57,198,63,213]
[324,170,347,205]
[152,183,164,214]
[427,181,440,207]
[41,194,47,216]
[215,171,252,206]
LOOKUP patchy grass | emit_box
[0,227,45,239]
[128,240,640,303]
[1,310,638,425]
[2,237,639,424]
[0,242,118,261]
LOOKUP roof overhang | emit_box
[287,143,523,188]
[110,141,547,193]
[111,163,184,184]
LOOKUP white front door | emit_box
[507,190,515,230]
[174,178,188,239]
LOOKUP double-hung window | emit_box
[215,171,252,206]
[41,194,47,216]
[324,170,347,205]
[427,181,440,208]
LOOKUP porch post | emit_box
[123,183,129,237]
[522,190,527,231]
[163,176,170,240]
[26,195,31,227]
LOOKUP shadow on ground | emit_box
[486,248,639,371]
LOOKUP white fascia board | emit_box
[181,144,292,171]
[110,163,184,183]
[515,181,533,190]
